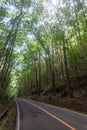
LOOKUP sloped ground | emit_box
[0,101,8,116]
[30,73,87,114]
[31,95,87,114]
[0,101,16,130]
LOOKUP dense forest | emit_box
[0,0,87,100]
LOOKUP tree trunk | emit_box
[38,49,41,96]
[62,34,74,98]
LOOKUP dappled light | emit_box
[0,0,87,129]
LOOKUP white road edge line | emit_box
[22,99,76,130]
[15,99,20,130]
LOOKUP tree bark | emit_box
[62,34,74,98]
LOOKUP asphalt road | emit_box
[15,98,87,130]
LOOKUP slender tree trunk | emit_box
[45,56,49,87]
[62,34,74,98]
[49,54,55,94]
[35,65,38,96]
[38,49,41,96]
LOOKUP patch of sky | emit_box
[27,32,35,40]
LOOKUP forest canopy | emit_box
[0,0,87,99]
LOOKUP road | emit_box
[15,98,87,130]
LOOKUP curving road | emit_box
[15,98,87,130]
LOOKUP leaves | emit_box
[0,0,87,97]
[0,6,6,21]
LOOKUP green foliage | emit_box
[0,6,6,21]
[0,0,87,98]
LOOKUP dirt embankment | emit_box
[30,95,87,114]
[0,101,16,130]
